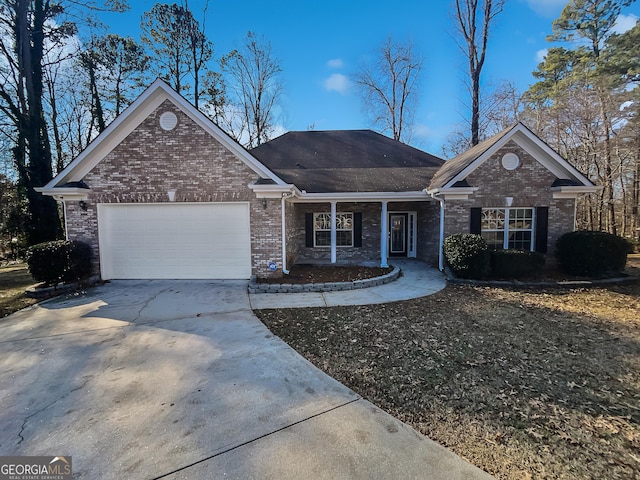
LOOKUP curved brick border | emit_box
[248,265,401,294]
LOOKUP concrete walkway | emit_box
[249,259,446,309]
[0,280,492,479]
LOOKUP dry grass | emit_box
[0,263,38,318]
[257,257,640,479]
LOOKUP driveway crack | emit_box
[17,399,57,446]
[132,287,172,323]
[16,374,94,446]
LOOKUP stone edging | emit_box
[25,276,101,299]
[248,265,401,294]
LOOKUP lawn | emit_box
[257,257,640,479]
[0,263,38,318]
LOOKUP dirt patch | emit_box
[257,264,393,284]
[257,278,640,479]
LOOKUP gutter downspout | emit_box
[428,191,445,272]
[281,194,290,275]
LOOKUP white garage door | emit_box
[98,203,251,279]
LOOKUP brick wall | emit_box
[65,100,282,278]
[443,140,576,257]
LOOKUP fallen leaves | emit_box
[256,280,640,480]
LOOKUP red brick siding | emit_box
[65,100,282,278]
[443,141,576,256]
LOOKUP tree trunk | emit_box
[599,98,617,235]
[633,136,640,241]
[471,69,481,146]
[17,0,62,244]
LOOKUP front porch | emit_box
[283,200,441,271]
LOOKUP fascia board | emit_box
[427,187,479,200]
[514,131,595,187]
[248,183,297,198]
[291,191,432,203]
[443,124,595,189]
[43,80,168,189]
[44,79,287,189]
[35,187,89,201]
[443,132,514,188]
[552,185,601,199]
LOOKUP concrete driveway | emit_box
[0,281,493,479]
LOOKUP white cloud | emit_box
[525,0,567,17]
[323,73,351,94]
[270,124,287,139]
[536,48,548,63]
[412,124,432,139]
[327,58,344,69]
[613,14,638,34]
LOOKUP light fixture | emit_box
[79,200,88,211]
[505,196,513,207]
[168,190,176,202]
[261,198,267,209]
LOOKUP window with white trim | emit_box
[481,208,534,251]
[314,212,353,247]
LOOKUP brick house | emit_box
[38,80,598,280]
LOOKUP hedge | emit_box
[443,234,490,279]
[489,249,545,279]
[26,240,93,286]
[555,230,631,277]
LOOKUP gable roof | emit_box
[40,79,287,193]
[251,130,444,193]
[428,122,595,190]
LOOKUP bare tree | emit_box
[0,0,128,244]
[443,80,522,158]
[453,0,506,146]
[221,31,283,148]
[354,37,422,143]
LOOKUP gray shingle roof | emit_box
[251,130,444,193]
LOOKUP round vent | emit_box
[501,152,520,171]
[159,111,178,131]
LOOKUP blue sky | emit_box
[102,0,640,155]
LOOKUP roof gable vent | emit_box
[159,111,178,131]
[501,152,520,170]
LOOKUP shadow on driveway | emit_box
[0,281,492,480]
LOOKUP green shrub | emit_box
[26,240,93,286]
[443,234,490,279]
[555,230,631,277]
[490,249,546,279]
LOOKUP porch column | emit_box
[330,200,337,264]
[380,201,388,268]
